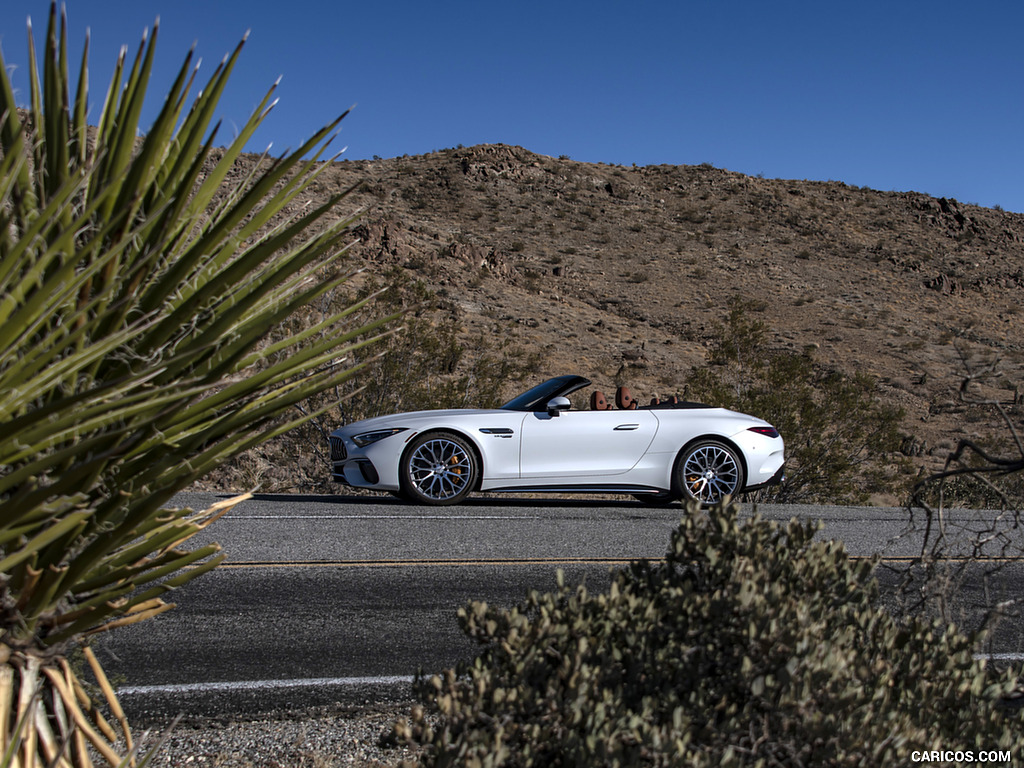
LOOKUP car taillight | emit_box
[748,426,779,439]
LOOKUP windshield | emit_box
[500,375,591,412]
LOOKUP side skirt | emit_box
[485,484,669,495]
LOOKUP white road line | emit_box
[119,659,1024,698]
[120,653,1024,697]
[977,653,1024,661]
[118,675,416,696]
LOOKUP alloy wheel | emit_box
[405,435,476,503]
[680,442,742,504]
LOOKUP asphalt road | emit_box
[95,493,1024,718]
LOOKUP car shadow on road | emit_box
[234,492,665,509]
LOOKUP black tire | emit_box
[675,440,745,505]
[400,431,479,506]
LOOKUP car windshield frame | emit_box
[500,375,591,412]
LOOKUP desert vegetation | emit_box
[397,500,1024,767]
[0,7,393,764]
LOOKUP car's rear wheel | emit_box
[676,440,744,505]
[400,432,479,505]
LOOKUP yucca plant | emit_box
[0,5,396,765]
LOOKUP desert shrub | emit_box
[910,351,1024,512]
[685,301,910,503]
[892,353,1024,645]
[398,502,1024,767]
[914,436,1024,511]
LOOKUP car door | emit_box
[518,410,658,479]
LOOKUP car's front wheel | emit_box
[676,440,744,505]
[400,431,479,505]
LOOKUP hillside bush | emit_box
[398,501,1023,767]
[267,268,541,490]
[338,269,541,421]
[685,301,910,503]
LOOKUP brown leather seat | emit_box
[615,386,637,410]
[590,390,611,410]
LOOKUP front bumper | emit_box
[333,458,380,486]
[329,433,403,491]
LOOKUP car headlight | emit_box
[352,427,407,447]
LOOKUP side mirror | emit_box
[546,396,571,416]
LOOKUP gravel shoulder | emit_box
[131,703,421,768]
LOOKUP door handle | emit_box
[614,424,640,431]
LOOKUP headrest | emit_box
[615,386,637,410]
[590,390,610,410]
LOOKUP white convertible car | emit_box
[329,375,784,506]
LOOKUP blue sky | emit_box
[3,1,1023,212]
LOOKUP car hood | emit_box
[332,408,511,436]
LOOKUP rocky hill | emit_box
[228,144,1024,497]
